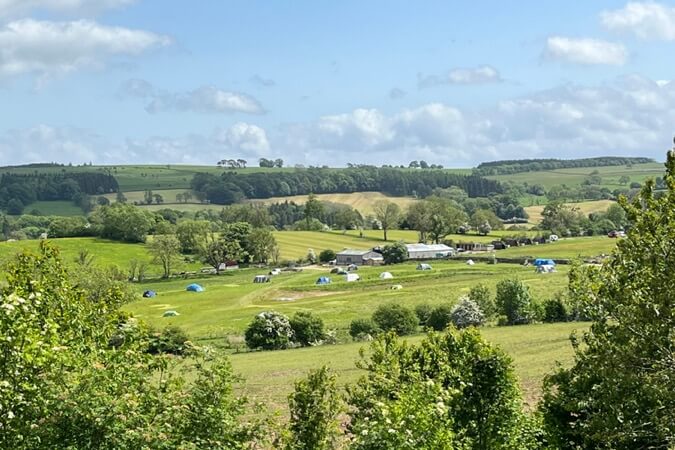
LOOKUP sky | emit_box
[1,0,675,167]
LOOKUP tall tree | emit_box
[303,194,324,227]
[248,228,278,264]
[372,200,402,241]
[201,239,244,272]
[148,234,181,278]
[541,150,675,449]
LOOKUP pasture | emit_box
[26,201,85,216]
[523,199,616,224]
[249,191,419,215]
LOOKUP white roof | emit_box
[406,243,454,252]
[337,249,371,256]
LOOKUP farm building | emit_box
[406,243,455,259]
[336,249,383,266]
[455,242,495,252]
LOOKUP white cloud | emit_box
[121,79,265,115]
[0,19,170,79]
[544,36,628,65]
[214,122,270,155]
[601,1,675,40]
[0,0,135,17]
[418,65,501,88]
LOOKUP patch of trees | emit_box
[190,167,503,205]
[474,156,655,175]
[258,158,284,168]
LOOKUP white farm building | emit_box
[406,243,455,260]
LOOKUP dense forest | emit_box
[0,173,119,213]
[474,156,655,175]
[190,167,503,205]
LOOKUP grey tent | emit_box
[253,275,271,283]
[417,263,432,271]
[163,310,179,317]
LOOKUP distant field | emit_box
[524,199,616,224]
[250,191,418,215]
[231,322,583,411]
[498,236,616,259]
[489,162,664,189]
[25,201,85,216]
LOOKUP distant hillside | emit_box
[474,157,655,176]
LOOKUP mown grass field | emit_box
[498,236,617,259]
[26,200,85,216]
[229,322,583,411]
[250,192,419,215]
[488,162,664,189]
[523,199,616,224]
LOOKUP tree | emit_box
[91,203,154,243]
[274,158,284,168]
[495,279,534,325]
[116,190,127,203]
[318,249,336,263]
[303,194,324,227]
[471,209,503,232]
[244,311,294,350]
[285,366,342,450]
[469,283,496,320]
[5,198,24,215]
[371,303,418,335]
[153,193,164,204]
[381,240,408,264]
[618,175,630,185]
[349,318,379,340]
[541,150,675,449]
[347,329,539,449]
[540,201,585,235]
[176,219,212,253]
[201,239,244,272]
[372,200,401,241]
[450,298,485,328]
[248,228,278,264]
[148,234,181,278]
[289,312,326,346]
[426,304,454,331]
[259,158,274,168]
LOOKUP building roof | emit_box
[406,243,454,252]
[337,249,372,256]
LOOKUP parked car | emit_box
[608,230,625,238]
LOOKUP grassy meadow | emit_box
[523,199,616,224]
[249,191,419,215]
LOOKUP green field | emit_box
[498,236,616,259]
[25,200,85,216]
[230,322,583,410]
[489,162,664,189]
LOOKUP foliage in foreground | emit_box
[541,152,675,449]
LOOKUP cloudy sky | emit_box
[1,0,674,167]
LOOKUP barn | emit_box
[336,249,383,266]
[405,243,455,260]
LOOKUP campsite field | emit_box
[229,321,583,411]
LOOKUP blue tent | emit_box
[316,276,331,285]
[186,283,204,292]
[142,290,157,298]
[533,259,556,266]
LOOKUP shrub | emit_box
[349,318,379,340]
[318,249,336,263]
[450,298,485,329]
[468,283,496,319]
[414,303,433,325]
[381,241,408,264]
[495,279,534,325]
[285,366,342,450]
[426,304,454,331]
[290,312,326,346]
[245,311,294,350]
[371,304,418,336]
[542,294,569,323]
[147,325,192,355]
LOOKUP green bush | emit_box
[426,304,454,331]
[371,304,418,336]
[450,298,485,329]
[381,241,408,264]
[414,303,433,325]
[542,294,569,323]
[147,325,191,355]
[245,311,295,350]
[318,249,336,263]
[349,318,379,340]
[495,279,534,325]
[469,283,496,319]
[290,311,326,346]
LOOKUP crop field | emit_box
[125,260,571,339]
[524,199,616,224]
[229,321,583,411]
[488,162,664,189]
[250,192,419,215]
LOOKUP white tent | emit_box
[390,284,403,290]
[417,263,432,271]
[379,272,393,279]
[466,259,475,265]
[345,273,361,282]
[536,264,556,273]
[163,310,179,317]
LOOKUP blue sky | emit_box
[1,0,674,166]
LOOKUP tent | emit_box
[269,268,282,275]
[330,267,346,274]
[533,259,556,266]
[163,310,179,317]
[466,259,475,266]
[316,276,332,285]
[347,264,359,271]
[379,272,393,279]
[253,275,270,283]
[345,273,360,282]
[186,283,204,292]
[142,290,156,298]
[536,264,556,273]
[390,284,403,290]
[417,263,432,271]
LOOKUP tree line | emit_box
[190,166,503,205]
[474,156,655,175]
